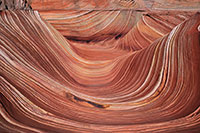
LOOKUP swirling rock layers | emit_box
[0,1,200,133]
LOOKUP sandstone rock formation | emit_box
[0,0,200,132]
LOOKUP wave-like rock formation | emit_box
[0,0,200,132]
[31,0,143,10]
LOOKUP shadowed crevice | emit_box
[66,92,109,109]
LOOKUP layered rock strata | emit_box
[0,0,200,132]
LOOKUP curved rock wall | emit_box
[0,0,200,132]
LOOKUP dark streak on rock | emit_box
[86,101,105,108]
[115,34,122,39]
[66,92,108,109]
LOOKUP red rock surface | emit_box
[0,0,200,132]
